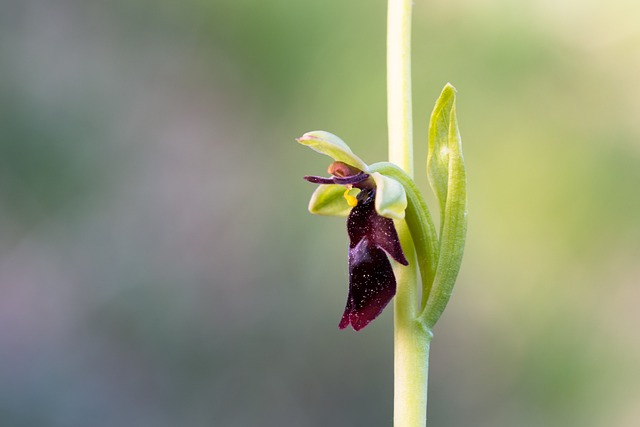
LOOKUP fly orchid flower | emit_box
[298,131,409,331]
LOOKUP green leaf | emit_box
[370,172,407,220]
[308,184,352,217]
[297,131,369,171]
[427,84,458,222]
[421,83,468,328]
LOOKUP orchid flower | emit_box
[298,131,410,330]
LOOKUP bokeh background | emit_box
[1,0,639,426]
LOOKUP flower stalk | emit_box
[387,0,432,426]
[387,0,414,176]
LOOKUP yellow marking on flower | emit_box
[343,187,358,207]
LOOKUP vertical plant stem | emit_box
[393,222,431,427]
[387,0,432,426]
[387,0,413,175]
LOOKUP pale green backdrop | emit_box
[1,0,639,426]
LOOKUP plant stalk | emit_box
[387,0,432,426]
[387,0,414,176]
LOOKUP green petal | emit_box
[297,131,369,171]
[308,184,352,217]
[371,172,407,220]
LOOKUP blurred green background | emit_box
[1,0,639,426]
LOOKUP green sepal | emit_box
[297,131,369,171]
[371,172,407,220]
[308,184,352,217]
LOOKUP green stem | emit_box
[387,1,432,426]
[387,0,413,176]
[394,305,431,427]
